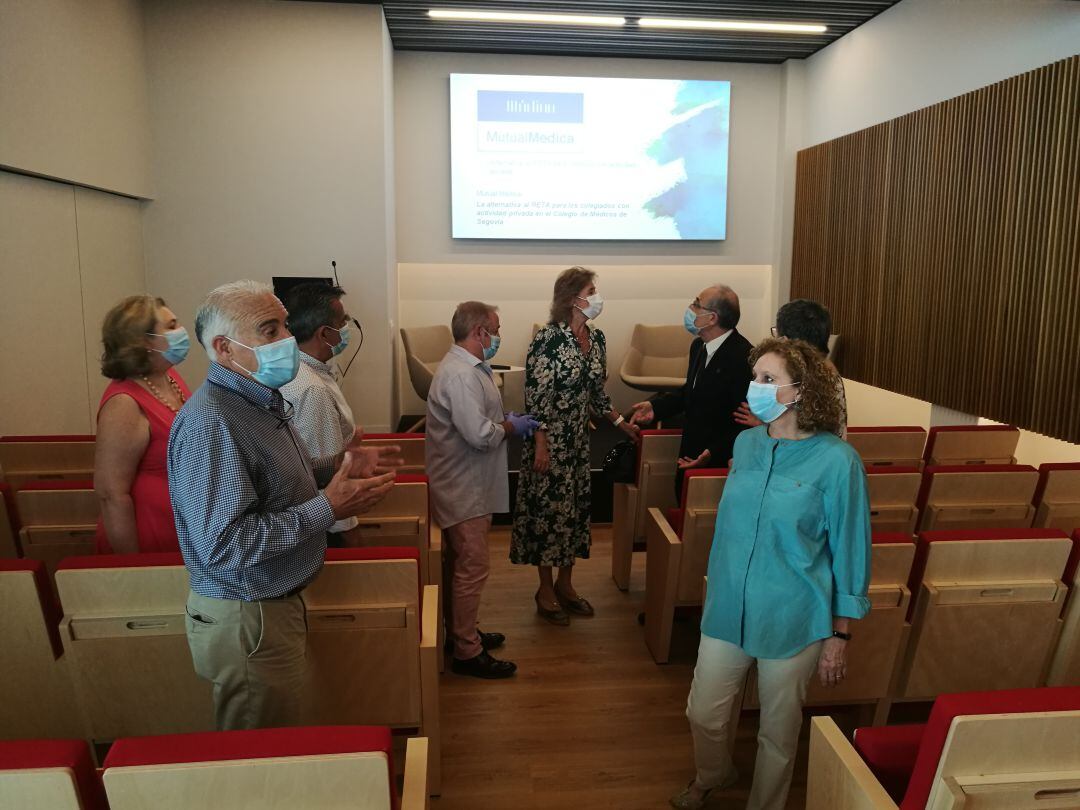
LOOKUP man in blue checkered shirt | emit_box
[169,280,399,731]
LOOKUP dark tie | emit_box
[690,347,706,389]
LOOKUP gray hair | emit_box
[195,279,276,362]
[451,301,498,342]
[701,284,741,330]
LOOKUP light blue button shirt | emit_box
[701,426,872,659]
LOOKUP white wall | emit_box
[141,0,398,431]
[394,51,784,414]
[0,0,152,198]
[0,171,146,434]
[800,0,1080,149]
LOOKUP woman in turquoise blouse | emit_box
[671,338,871,810]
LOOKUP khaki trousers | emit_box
[686,635,822,810]
[185,590,307,731]
[443,514,492,660]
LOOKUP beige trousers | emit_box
[686,635,822,810]
[443,514,493,659]
[185,590,307,731]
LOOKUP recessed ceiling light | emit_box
[638,17,827,34]
[429,9,627,27]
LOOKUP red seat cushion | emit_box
[853,723,925,802]
[56,552,185,571]
[665,508,684,537]
[0,738,107,810]
[393,473,428,485]
[0,557,63,658]
[871,532,914,544]
[104,726,397,810]
[899,687,1080,810]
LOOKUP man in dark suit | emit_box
[628,284,752,498]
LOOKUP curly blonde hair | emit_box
[549,266,596,325]
[750,337,842,435]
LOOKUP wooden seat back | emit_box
[923,424,1019,467]
[0,560,81,740]
[364,433,425,475]
[848,427,927,469]
[611,429,681,590]
[0,435,96,488]
[866,467,922,534]
[16,481,99,575]
[1032,463,1080,533]
[899,529,1072,699]
[55,553,213,741]
[916,465,1038,532]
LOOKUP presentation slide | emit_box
[450,74,730,241]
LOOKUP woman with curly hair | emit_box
[510,267,639,624]
[671,338,871,810]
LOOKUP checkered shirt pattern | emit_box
[168,362,337,600]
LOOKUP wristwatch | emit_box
[832,630,852,641]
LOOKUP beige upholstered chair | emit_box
[400,325,453,431]
[619,324,693,394]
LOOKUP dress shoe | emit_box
[669,771,738,809]
[444,630,506,654]
[535,594,570,626]
[450,651,517,679]
[555,588,595,617]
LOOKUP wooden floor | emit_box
[432,526,866,810]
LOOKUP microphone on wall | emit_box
[331,259,340,286]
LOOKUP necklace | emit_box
[141,374,186,413]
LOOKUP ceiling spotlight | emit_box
[638,17,827,34]
[429,9,627,27]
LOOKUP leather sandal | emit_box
[555,588,595,617]
[535,594,570,626]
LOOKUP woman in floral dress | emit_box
[511,267,640,624]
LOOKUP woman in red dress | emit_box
[94,296,191,554]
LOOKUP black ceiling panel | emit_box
[306,1,903,63]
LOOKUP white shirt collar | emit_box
[703,329,732,362]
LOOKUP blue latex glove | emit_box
[505,412,540,438]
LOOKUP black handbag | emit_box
[602,439,637,483]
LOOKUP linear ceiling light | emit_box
[638,17,827,34]
[429,9,626,26]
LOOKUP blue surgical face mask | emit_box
[683,308,701,336]
[747,380,801,424]
[325,323,350,357]
[481,330,501,362]
[228,335,300,389]
[148,327,190,365]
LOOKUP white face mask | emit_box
[575,293,604,320]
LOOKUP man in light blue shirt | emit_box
[170,280,398,731]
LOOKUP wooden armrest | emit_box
[807,716,897,810]
[401,736,430,810]
[428,523,442,551]
[646,507,680,547]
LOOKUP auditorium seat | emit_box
[1047,529,1080,686]
[915,464,1039,531]
[1032,462,1080,532]
[0,434,95,488]
[303,547,441,795]
[364,433,426,474]
[618,324,692,394]
[611,429,682,591]
[0,738,107,810]
[896,528,1072,700]
[865,466,921,534]
[102,726,428,810]
[808,687,1080,810]
[15,480,99,577]
[847,426,927,468]
[351,474,442,590]
[0,559,81,740]
[400,325,453,432]
[742,535,915,717]
[642,469,728,663]
[0,483,19,558]
[55,553,214,742]
[922,423,1020,466]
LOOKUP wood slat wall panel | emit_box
[792,56,1080,444]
